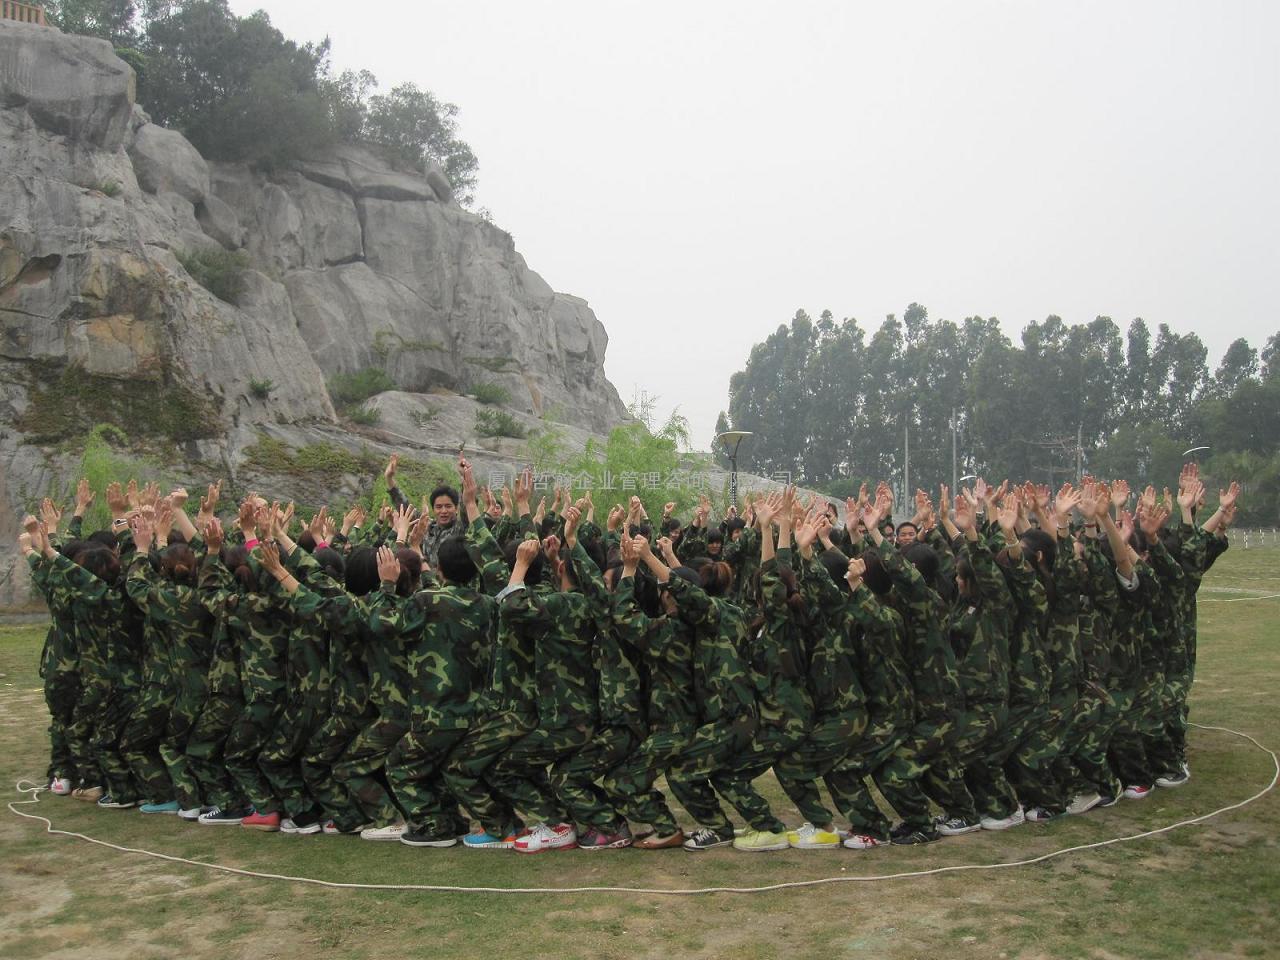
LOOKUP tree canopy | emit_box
[43,0,479,201]
[721,307,1280,523]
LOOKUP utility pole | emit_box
[951,408,958,494]
[1076,422,1083,482]
[903,424,910,515]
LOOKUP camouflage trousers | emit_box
[302,709,373,832]
[386,723,470,836]
[923,701,1014,822]
[551,722,642,832]
[224,699,284,813]
[160,674,208,810]
[93,685,141,802]
[259,700,327,822]
[66,669,110,788]
[440,708,535,838]
[185,692,246,810]
[1064,683,1124,796]
[665,712,759,834]
[1110,673,1165,787]
[602,724,696,833]
[1155,637,1194,775]
[1004,692,1066,813]
[829,713,914,838]
[333,712,409,827]
[875,706,957,834]
[119,682,174,803]
[40,636,80,783]
[488,721,595,826]
[774,709,868,828]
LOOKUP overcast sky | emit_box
[231,0,1280,449]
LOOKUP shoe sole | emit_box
[400,838,459,848]
[360,834,406,841]
[139,808,181,815]
[283,826,323,836]
[683,841,733,851]
[788,841,841,849]
[734,843,790,852]
[513,842,578,854]
[937,827,980,836]
[1122,792,1150,801]
[843,842,884,850]
[979,821,1023,831]
[579,841,632,851]
[97,804,137,810]
[199,819,249,825]
[242,823,280,832]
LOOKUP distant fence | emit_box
[1,1,46,24]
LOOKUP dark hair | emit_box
[86,530,118,550]
[582,539,607,576]
[661,517,683,536]
[860,550,892,596]
[430,485,460,508]
[903,543,939,585]
[706,528,724,546]
[298,530,317,554]
[394,547,422,596]
[222,544,255,590]
[538,517,559,539]
[699,560,733,597]
[724,517,746,533]
[896,521,918,536]
[437,538,477,585]
[58,538,88,560]
[314,546,345,581]
[776,565,807,618]
[344,546,379,596]
[72,545,119,583]
[160,543,197,584]
[503,538,544,586]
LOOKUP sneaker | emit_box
[843,833,886,849]
[179,805,212,821]
[241,810,281,832]
[198,806,252,825]
[1067,793,1103,816]
[280,817,323,835]
[49,777,74,796]
[787,822,842,849]
[889,826,940,845]
[935,815,981,836]
[401,827,460,848]
[1098,792,1120,808]
[577,824,633,850]
[1122,785,1152,800]
[1024,806,1062,823]
[462,830,517,850]
[979,807,1025,831]
[96,795,137,809]
[1155,765,1190,788]
[321,820,364,836]
[360,822,407,841]
[633,829,685,850]
[683,827,734,851]
[514,822,578,854]
[72,785,104,802]
[139,800,181,815]
[733,828,790,852]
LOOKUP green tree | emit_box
[364,83,480,205]
[44,0,139,45]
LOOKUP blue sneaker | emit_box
[139,800,181,815]
[462,830,516,850]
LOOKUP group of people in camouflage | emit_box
[19,452,1239,852]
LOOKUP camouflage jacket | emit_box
[947,535,1013,706]
[612,575,695,729]
[999,550,1051,707]
[666,575,756,725]
[751,550,814,728]
[793,549,867,719]
[879,540,961,717]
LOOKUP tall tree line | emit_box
[719,306,1280,523]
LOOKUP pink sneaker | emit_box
[513,822,578,854]
[241,810,281,831]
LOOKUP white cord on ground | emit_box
[1199,594,1280,603]
[6,721,1276,896]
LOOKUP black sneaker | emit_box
[1155,765,1190,788]
[400,827,459,848]
[96,794,138,809]
[890,826,941,845]
[935,815,981,836]
[198,806,252,825]
[682,827,733,851]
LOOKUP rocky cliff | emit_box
[0,20,630,606]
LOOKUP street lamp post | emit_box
[716,431,753,509]
[1182,446,1210,459]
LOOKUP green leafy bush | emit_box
[470,382,510,406]
[327,368,396,408]
[177,247,249,303]
[347,405,382,426]
[249,377,274,400]
[475,408,527,439]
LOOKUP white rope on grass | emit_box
[6,721,1276,896]
[1199,594,1280,603]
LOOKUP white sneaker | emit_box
[842,833,885,850]
[1122,785,1152,800]
[1067,793,1103,816]
[178,805,211,821]
[513,822,578,854]
[49,777,73,796]
[281,817,322,835]
[360,822,407,841]
[979,807,1025,831]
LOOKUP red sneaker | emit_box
[241,810,281,831]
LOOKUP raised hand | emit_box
[563,504,582,548]
[515,538,541,567]
[384,454,399,489]
[996,495,1018,537]
[342,505,366,536]
[75,479,95,516]
[607,503,624,532]
[259,540,285,577]
[40,498,62,536]
[106,481,130,519]
[1111,479,1131,510]
[131,513,155,553]
[376,545,401,583]
[1219,481,1240,510]
[658,535,678,566]
[126,479,140,510]
[1053,483,1082,527]
[203,516,225,553]
[953,494,975,533]
[392,503,415,542]
[845,557,867,590]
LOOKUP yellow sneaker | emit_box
[732,828,790,852]
[787,822,842,849]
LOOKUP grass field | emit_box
[2,543,1279,960]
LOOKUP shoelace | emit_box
[691,828,720,844]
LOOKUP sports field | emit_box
[2,540,1278,960]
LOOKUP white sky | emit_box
[231,0,1280,448]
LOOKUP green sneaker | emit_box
[733,828,790,852]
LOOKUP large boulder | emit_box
[128,122,210,204]
[0,20,134,150]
